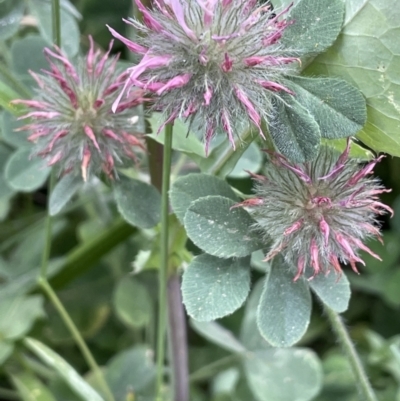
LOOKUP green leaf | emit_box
[228,142,263,179]
[113,277,152,329]
[105,346,156,399]
[309,272,351,313]
[322,138,374,160]
[0,79,23,115]
[170,173,237,224]
[113,177,161,229]
[287,76,367,139]
[148,113,205,158]
[182,254,251,321]
[24,338,105,401]
[49,174,82,216]
[198,128,256,178]
[268,94,321,163]
[282,0,344,56]
[244,348,322,401]
[2,111,30,148]
[304,0,400,157]
[0,341,13,365]
[4,148,50,192]
[29,0,80,57]
[184,196,263,258]
[240,280,271,351]
[257,257,311,347]
[0,295,44,340]
[190,320,246,353]
[11,35,49,87]
[10,372,57,401]
[0,0,25,40]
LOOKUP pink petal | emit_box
[294,255,306,281]
[106,25,147,54]
[84,125,101,151]
[169,0,197,41]
[222,109,235,149]
[81,147,91,182]
[256,80,294,95]
[134,0,163,31]
[156,73,192,95]
[319,217,330,246]
[221,53,233,72]
[283,219,303,236]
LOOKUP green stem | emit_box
[324,306,378,401]
[156,123,174,400]
[38,278,115,401]
[51,0,61,47]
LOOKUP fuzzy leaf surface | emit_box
[305,0,400,156]
[105,346,156,399]
[0,295,44,340]
[268,95,321,163]
[184,196,263,258]
[309,272,351,313]
[257,257,311,347]
[29,0,80,57]
[244,348,322,401]
[4,149,50,192]
[288,76,367,139]
[182,254,251,321]
[49,174,82,216]
[170,173,237,224]
[113,177,161,229]
[113,277,152,329]
[282,0,344,56]
[0,0,24,40]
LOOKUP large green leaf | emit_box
[309,272,351,313]
[287,76,367,139]
[305,0,400,156]
[184,196,263,258]
[268,94,321,163]
[105,346,156,400]
[0,0,25,40]
[0,295,44,340]
[11,35,49,88]
[257,257,312,347]
[28,0,80,57]
[244,348,323,401]
[24,338,105,401]
[0,80,23,115]
[2,111,30,148]
[49,174,82,216]
[281,0,344,56]
[240,280,271,351]
[182,254,251,321]
[170,173,237,224]
[113,177,161,229]
[4,148,51,192]
[113,277,152,329]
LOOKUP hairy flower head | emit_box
[13,37,147,181]
[235,141,393,280]
[108,0,299,154]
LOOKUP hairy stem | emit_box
[156,123,174,399]
[324,306,378,401]
[167,274,189,401]
[38,279,115,401]
[51,0,61,47]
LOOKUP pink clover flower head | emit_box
[13,37,147,181]
[108,0,299,154]
[235,141,393,280]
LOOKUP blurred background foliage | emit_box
[0,0,400,400]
